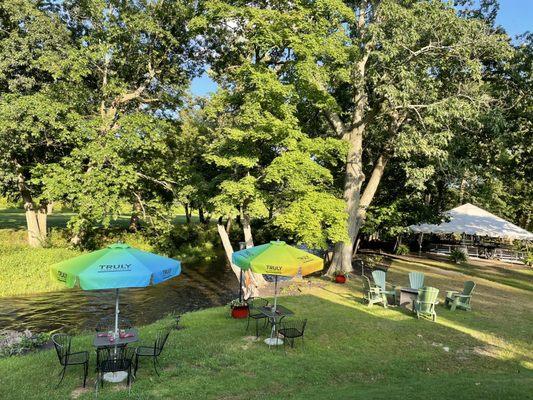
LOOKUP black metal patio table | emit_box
[93,328,139,382]
[258,305,294,346]
[93,328,139,348]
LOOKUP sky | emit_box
[190,0,532,96]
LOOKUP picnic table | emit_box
[259,305,294,346]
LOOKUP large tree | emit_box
[200,0,510,274]
[0,0,84,246]
[40,0,201,244]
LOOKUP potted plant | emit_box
[333,270,347,284]
[229,299,249,319]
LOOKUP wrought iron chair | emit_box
[278,319,307,350]
[245,297,269,338]
[95,316,132,332]
[133,329,171,377]
[51,333,89,388]
[95,346,135,396]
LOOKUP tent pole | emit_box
[114,288,120,335]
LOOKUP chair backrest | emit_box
[154,329,171,356]
[462,281,476,296]
[417,287,439,311]
[409,272,425,289]
[52,333,71,365]
[99,346,134,373]
[96,316,132,332]
[249,297,269,309]
[281,318,307,334]
[371,270,386,291]
[362,275,372,291]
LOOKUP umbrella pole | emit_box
[273,275,278,313]
[114,288,120,335]
[267,276,280,347]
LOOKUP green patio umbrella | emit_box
[50,243,181,334]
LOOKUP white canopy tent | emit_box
[409,203,533,241]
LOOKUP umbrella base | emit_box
[103,371,128,383]
[264,337,283,346]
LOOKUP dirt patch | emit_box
[71,387,90,399]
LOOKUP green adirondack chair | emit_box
[409,271,425,289]
[413,287,439,321]
[371,270,396,305]
[362,275,387,308]
[445,281,476,311]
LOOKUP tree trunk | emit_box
[328,130,365,274]
[46,202,54,215]
[459,171,467,204]
[199,207,207,224]
[17,173,47,247]
[184,203,191,224]
[129,198,142,232]
[217,221,259,298]
[242,212,254,248]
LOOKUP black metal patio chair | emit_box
[133,328,171,377]
[245,297,269,338]
[94,316,131,371]
[95,316,132,332]
[278,319,307,350]
[51,333,89,388]
[95,346,135,396]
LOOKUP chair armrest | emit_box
[453,294,471,298]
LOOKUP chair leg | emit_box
[153,356,160,376]
[245,316,250,332]
[56,366,67,388]
[134,354,139,377]
[83,362,88,388]
[255,318,260,338]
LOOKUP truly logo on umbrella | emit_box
[265,265,283,272]
[57,270,67,282]
[296,255,313,263]
[97,264,132,272]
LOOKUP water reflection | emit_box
[0,255,238,333]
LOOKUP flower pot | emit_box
[231,305,249,319]
[335,275,346,284]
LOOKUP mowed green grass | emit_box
[0,256,531,399]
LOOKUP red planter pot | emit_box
[231,305,249,319]
[335,275,347,284]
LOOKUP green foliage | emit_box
[0,332,50,358]
[395,244,410,255]
[450,248,469,264]
[272,192,347,249]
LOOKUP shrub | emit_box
[0,330,50,358]
[450,248,468,264]
[395,244,410,255]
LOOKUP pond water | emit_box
[0,255,239,333]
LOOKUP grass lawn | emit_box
[0,256,531,399]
